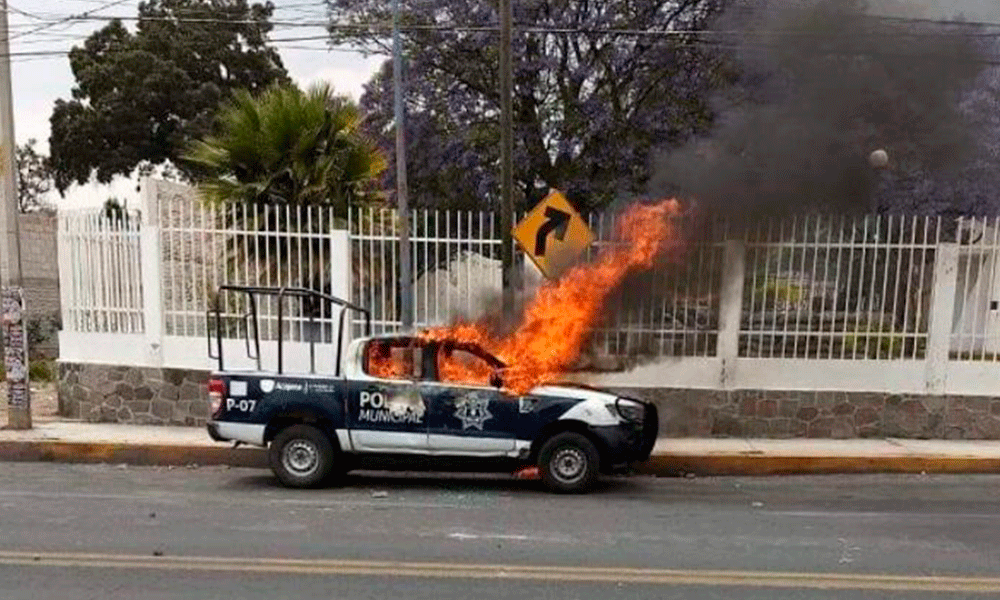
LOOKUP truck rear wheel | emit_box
[538,432,600,494]
[269,425,336,488]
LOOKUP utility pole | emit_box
[0,0,30,429]
[499,0,514,319]
[392,0,413,329]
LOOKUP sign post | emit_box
[513,190,595,280]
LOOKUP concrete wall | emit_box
[1,212,61,356]
[18,212,60,316]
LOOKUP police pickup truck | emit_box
[205,286,658,494]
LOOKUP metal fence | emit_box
[349,206,506,336]
[349,205,725,358]
[348,208,967,362]
[158,187,345,343]
[59,209,144,334]
[950,216,1000,361]
[740,215,941,360]
[58,185,1000,366]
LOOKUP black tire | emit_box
[537,432,601,494]
[268,424,336,488]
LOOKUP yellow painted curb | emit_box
[0,440,267,468]
[639,454,1000,476]
[2,440,999,476]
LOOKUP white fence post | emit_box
[925,242,959,394]
[140,178,165,367]
[330,227,352,345]
[56,214,74,333]
[717,239,746,388]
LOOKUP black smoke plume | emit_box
[649,0,998,219]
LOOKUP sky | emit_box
[7,0,998,211]
[7,0,384,209]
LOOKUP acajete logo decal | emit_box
[259,379,303,394]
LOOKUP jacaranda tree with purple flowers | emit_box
[327,0,728,211]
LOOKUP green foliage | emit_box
[751,280,805,309]
[185,83,386,212]
[841,323,903,359]
[48,0,289,192]
[185,83,386,287]
[15,140,54,212]
[28,360,55,383]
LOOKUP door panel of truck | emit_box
[423,346,517,456]
[347,339,430,453]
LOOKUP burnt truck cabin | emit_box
[205,285,658,493]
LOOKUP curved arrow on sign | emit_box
[534,207,570,256]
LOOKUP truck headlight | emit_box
[613,399,644,423]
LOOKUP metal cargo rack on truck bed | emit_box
[206,285,372,376]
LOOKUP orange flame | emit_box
[365,341,414,379]
[422,199,683,394]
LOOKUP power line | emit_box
[2,37,372,63]
[5,6,1000,65]
[7,4,45,21]
[7,33,998,68]
[13,13,1000,40]
[7,0,134,42]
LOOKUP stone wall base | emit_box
[58,363,209,426]
[57,362,1000,439]
[614,388,1000,440]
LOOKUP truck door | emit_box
[421,344,518,456]
[347,339,430,453]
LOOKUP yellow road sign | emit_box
[513,190,595,279]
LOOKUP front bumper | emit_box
[591,402,659,470]
[636,401,659,461]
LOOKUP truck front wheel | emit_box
[269,424,336,488]
[538,432,600,494]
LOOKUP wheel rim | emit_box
[550,446,587,485]
[282,439,320,478]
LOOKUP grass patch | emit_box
[28,360,55,383]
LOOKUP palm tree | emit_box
[185,82,386,280]
[186,82,386,211]
[185,83,388,338]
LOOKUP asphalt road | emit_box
[1,464,999,599]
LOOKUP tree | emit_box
[49,0,289,193]
[184,82,386,288]
[329,0,727,212]
[102,197,133,226]
[15,140,54,213]
[185,83,386,211]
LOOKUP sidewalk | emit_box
[4,418,1000,475]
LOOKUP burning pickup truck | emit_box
[206,202,681,492]
[205,286,658,494]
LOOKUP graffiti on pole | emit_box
[2,287,28,411]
